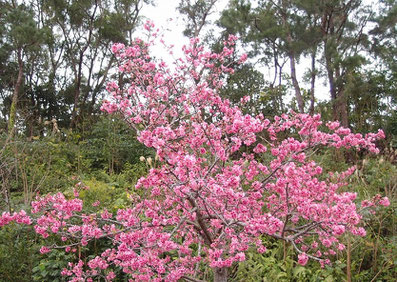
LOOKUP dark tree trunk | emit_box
[70,53,84,129]
[324,44,349,127]
[334,89,349,127]
[309,48,316,115]
[213,267,228,282]
[281,0,304,113]
[328,67,348,127]
[8,48,24,137]
[321,5,352,128]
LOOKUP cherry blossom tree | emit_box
[0,23,389,282]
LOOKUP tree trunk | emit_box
[70,56,83,129]
[288,51,304,113]
[322,8,350,128]
[332,67,349,127]
[309,48,316,115]
[281,0,304,113]
[8,48,24,137]
[324,43,349,127]
[334,89,349,127]
[213,267,228,282]
[346,237,352,282]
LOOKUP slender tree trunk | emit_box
[281,0,304,113]
[8,48,24,137]
[335,89,349,127]
[213,267,228,282]
[346,237,352,282]
[70,56,83,129]
[324,44,349,127]
[322,10,349,127]
[88,57,114,116]
[324,44,337,104]
[333,68,349,127]
[309,48,316,115]
[288,51,304,113]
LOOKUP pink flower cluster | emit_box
[0,210,31,226]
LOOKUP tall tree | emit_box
[219,0,321,113]
[370,0,397,72]
[318,0,371,127]
[177,0,219,38]
[0,1,47,136]
[368,0,397,141]
[41,0,146,128]
[219,0,384,129]
[0,0,150,134]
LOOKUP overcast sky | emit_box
[140,0,228,62]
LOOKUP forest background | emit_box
[0,0,396,281]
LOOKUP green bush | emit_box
[0,223,40,281]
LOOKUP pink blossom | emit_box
[253,143,267,154]
[92,201,100,207]
[238,53,248,63]
[379,197,390,207]
[40,246,51,254]
[298,253,309,266]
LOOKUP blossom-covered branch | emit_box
[1,23,389,281]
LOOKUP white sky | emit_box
[140,0,228,62]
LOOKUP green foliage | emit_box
[81,115,149,174]
[220,64,266,114]
[232,241,347,282]
[355,157,397,196]
[32,248,76,282]
[0,0,150,131]
[2,2,46,51]
[0,223,40,281]
[0,157,148,281]
[0,114,149,213]
[259,85,288,118]
[346,158,397,281]
[178,0,218,37]
[77,178,130,211]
